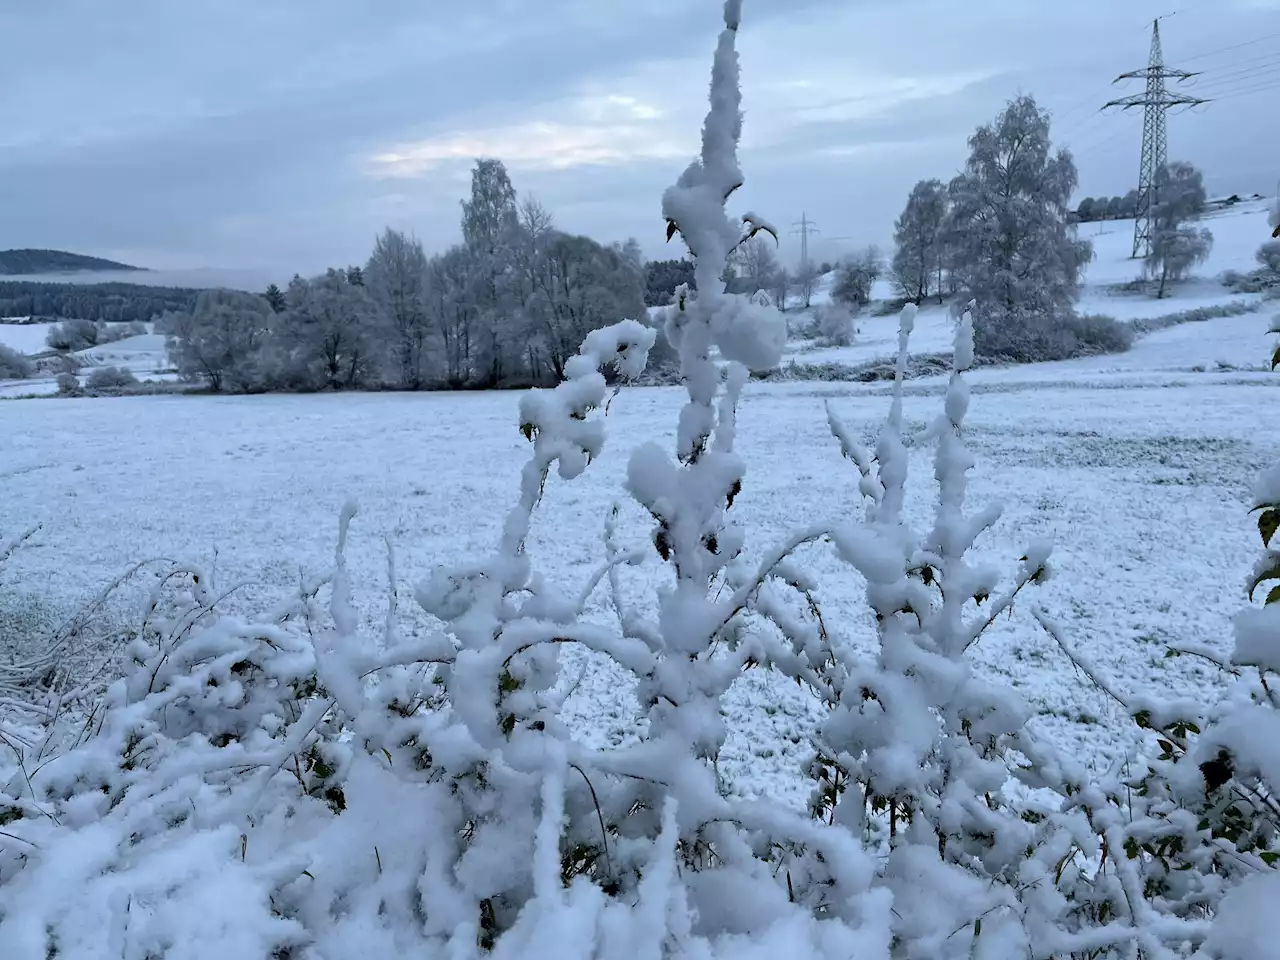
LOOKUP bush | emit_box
[45,317,99,352]
[55,371,80,395]
[813,302,855,346]
[1129,299,1261,336]
[1258,240,1280,275]
[85,365,138,391]
[831,248,881,308]
[974,309,1132,362]
[0,342,34,380]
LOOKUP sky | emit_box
[1,0,1278,284]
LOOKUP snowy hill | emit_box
[778,198,1275,373]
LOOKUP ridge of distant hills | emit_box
[0,249,145,275]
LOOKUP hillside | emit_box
[0,248,144,275]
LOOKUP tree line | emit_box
[166,160,674,392]
[0,281,198,324]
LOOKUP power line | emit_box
[1178,28,1280,64]
[1189,59,1280,93]
[1102,17,1207,258]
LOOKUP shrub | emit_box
[975,309,1131,362]
[813,302,855,346]
[55,371,80,395]
[45,317,99,352]
[93,322,134,346]
[0,342,34,380]
[85,365,138,391]
[831,247,881,308]
[1129,299,1261,336]
[1258,239,1280,275]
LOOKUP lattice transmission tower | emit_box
[1103,17,1207,259]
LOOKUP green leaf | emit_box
[1261,509,1280,548]
[1261,850,1279,865]
[1248,562,1280,602]
[1269,585,1280,606]
[1271,343,1280,371]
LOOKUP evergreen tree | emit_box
[263,283,286,314]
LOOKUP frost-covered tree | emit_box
[734,235,781,294]
[425,246,480,388]
[45,317,99,352]
[1146,161,1212,298]
[832,245,882,308]
[946,94,1092,360]
[461,158,522,386]
[1121,188,1141,219]
[0,342,33,380]
[891,179,947,302]
[770,264,791,312]
[366,227,431,389]
[1075,196,1098,222]
[166,288,272,392]
[796,260,820,308]
[270,269,379,390]
[526,231,647,380]
[263,283,286,314]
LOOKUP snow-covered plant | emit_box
[1065,325,1280,956]
[84,365,138,392]
[1256,239,1280,276]
[812,302,855,346]
[782,300,1234,957]
[0,343,34,381]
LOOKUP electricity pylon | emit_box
[1103,17,1208,259]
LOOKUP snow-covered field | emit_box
[3,201,1278,804]
[0,324,171,397]
[4,296,1278,803]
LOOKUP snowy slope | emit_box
[0,322,58,356]
[74,332,169,373]
[780,199,1275,370]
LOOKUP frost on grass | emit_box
[2,4,1278,958]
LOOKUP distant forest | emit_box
[0,249,142,275]
[0,281,199,324]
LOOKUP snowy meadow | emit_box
[3,3,1280,958]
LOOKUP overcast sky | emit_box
[1,0,1277,282]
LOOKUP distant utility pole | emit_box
[791,213,820,275]
[1103,16,1208,260]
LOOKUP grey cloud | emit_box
[0,0,1277,275]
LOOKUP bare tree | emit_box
[367,228,431,389]
[891,179,947,303]
[734,236,781,294]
